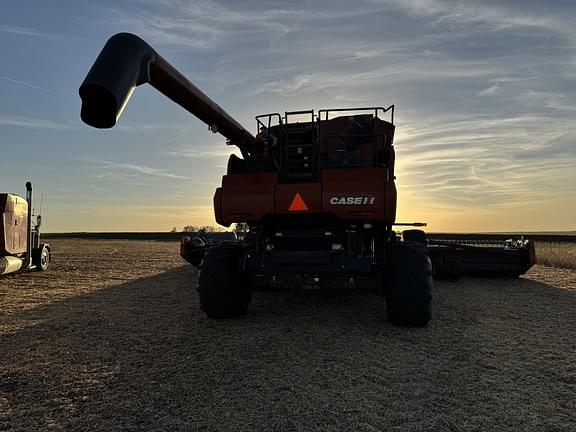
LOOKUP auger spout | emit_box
[79,33,256,150]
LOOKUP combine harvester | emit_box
[1,182,51,275]
[79,33,535,326]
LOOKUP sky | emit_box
[0,0,575,233]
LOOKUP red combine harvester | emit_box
[80,33,535,326]
[1,182,51,276]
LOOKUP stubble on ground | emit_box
[1,239,575,431]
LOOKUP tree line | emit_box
[170,223,249,234]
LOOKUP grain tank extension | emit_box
[1,182,51,275]
[80,33,535,327]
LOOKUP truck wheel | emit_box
[386,242,432,327]
[32,244,50,272]
[198,243,251,319]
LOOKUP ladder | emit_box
[283,111,316,180]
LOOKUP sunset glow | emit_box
[1,1,575,232]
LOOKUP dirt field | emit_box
[1,239,575,432]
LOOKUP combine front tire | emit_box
[198,243,251,319]
[386,242,432,327]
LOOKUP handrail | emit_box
[318,106,394,125]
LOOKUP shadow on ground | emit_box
[1,265,575,431]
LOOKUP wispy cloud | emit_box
[367,0,576,37]
[395,111,576,216]
[116,123,188,133]
[4,0,574,232]
[0,24,53,38]
[165,145,239,159]
[0,115,74,130]
[87,172,143,183]
[249,56,505,99]
[112,0,382,49]
[0,75,75,99]
[477,83,499,96]
[81,158,191,180]
[110,0,288,49]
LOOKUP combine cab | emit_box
[80,33,535,327]
[1,182,51,275]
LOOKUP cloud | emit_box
[115,123,189,133]
[0,115,74,130]
[0,24,53,38]
[81,158,192,180]
[15,0,573,231]
[109,0,294,49]
[87,172,144,183]
[512,132,576,160]
[0,75,75,99]
[249,74,315,96]
[108,0,412,51]
[394,111,576,214]
[247,54,511,104]
[367,0,575,37]
[478,83,499,96]
[165,145,240,160]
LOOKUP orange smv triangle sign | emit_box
[288,193,309,212]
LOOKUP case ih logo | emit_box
[329,196,375,205]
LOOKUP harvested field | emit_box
[1,239,575,432]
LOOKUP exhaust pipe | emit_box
[24,182,33,268]
[79,33,255,149]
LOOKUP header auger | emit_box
[80,33,535,327]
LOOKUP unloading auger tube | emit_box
[79,32,256,157]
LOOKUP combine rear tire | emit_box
[198,243,251,319]
[386,242,432,327]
